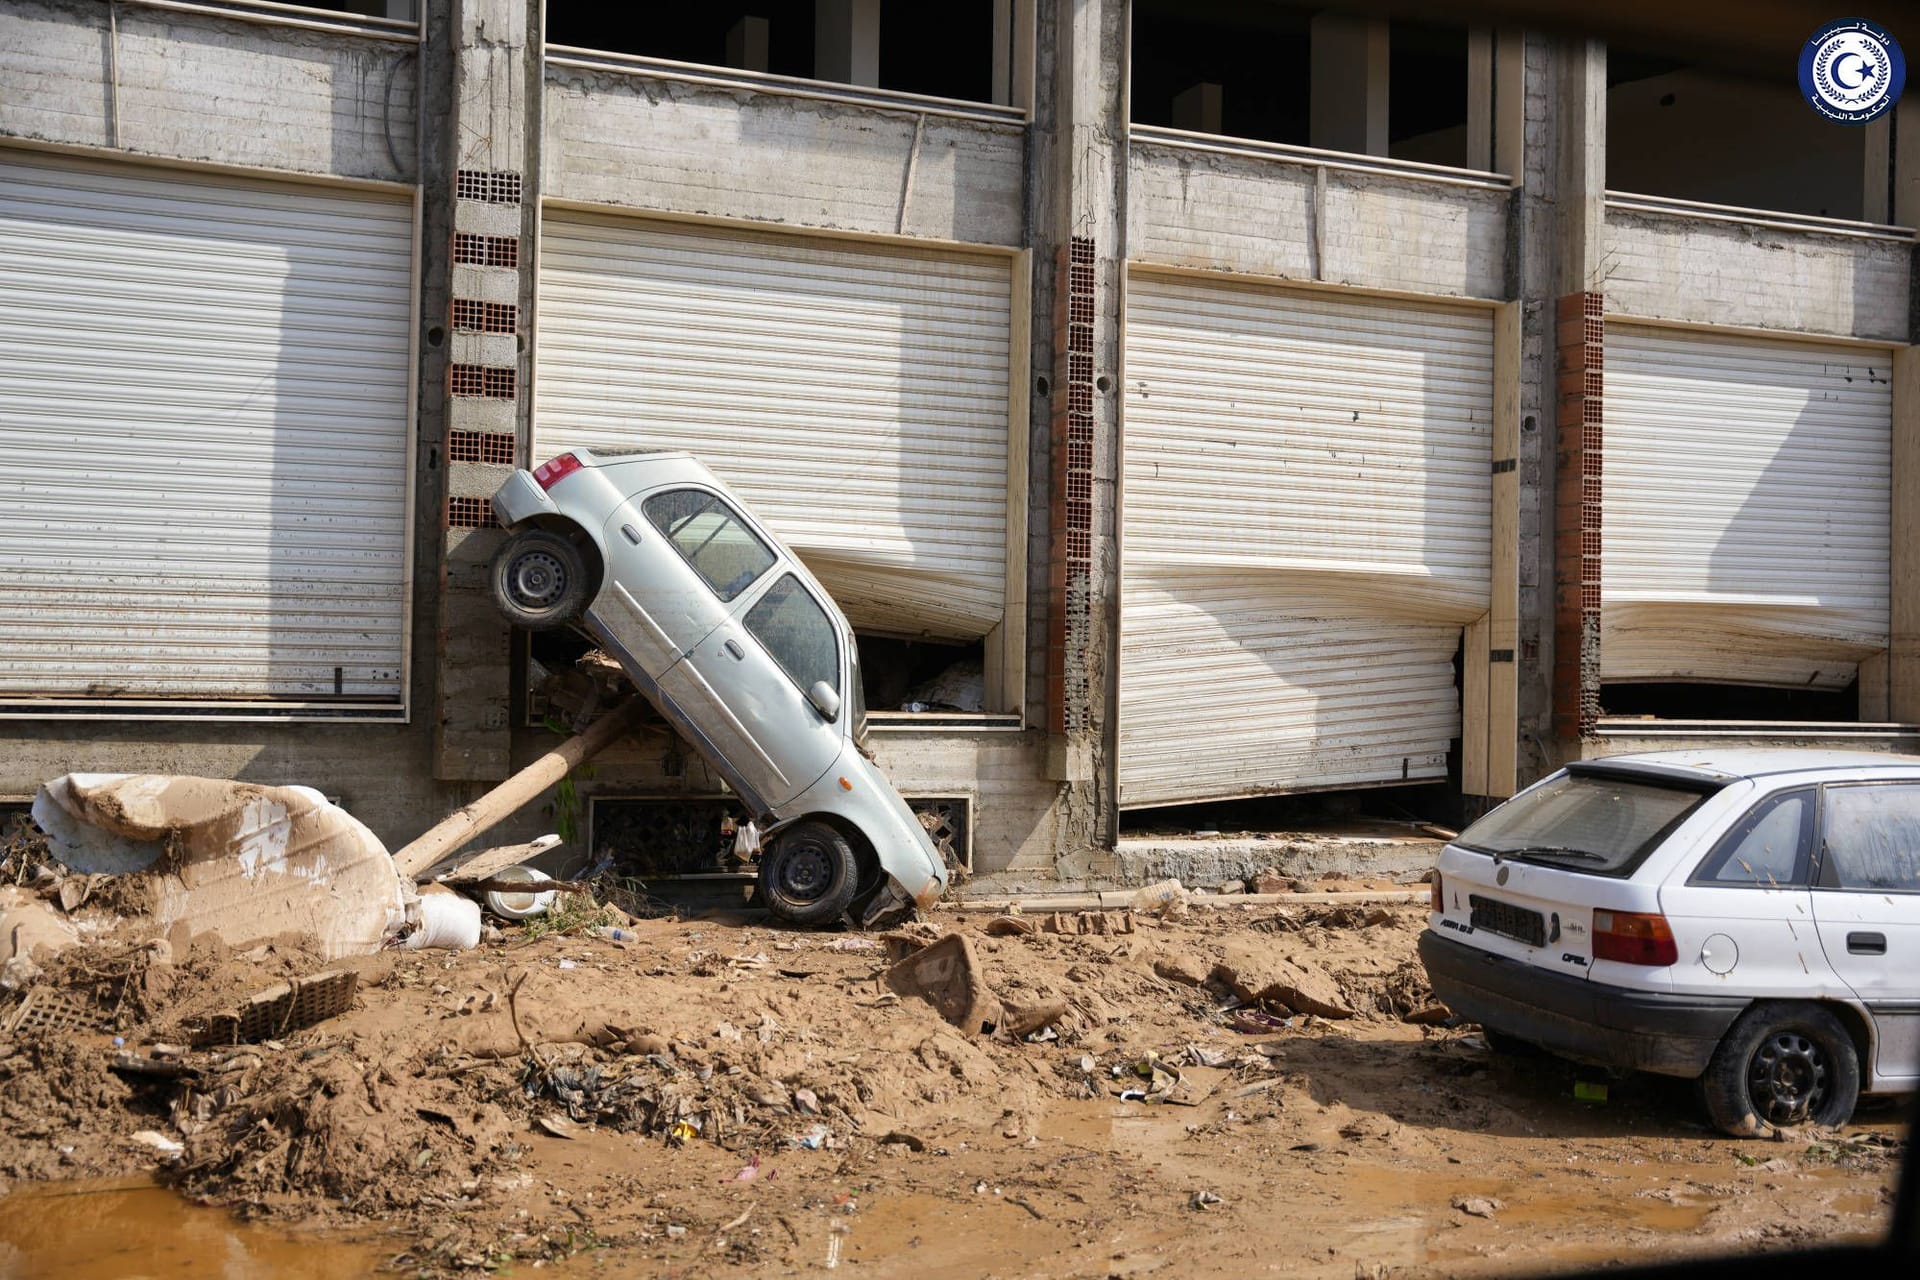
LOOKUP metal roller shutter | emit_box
[535,212,1011,642]
[0,150,414,710]
[1603,326,1891,689]
[1121,271,1493,807]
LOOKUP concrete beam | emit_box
[542,70,1026,247]
[1126,143,1508,300]
[0,0,416,185]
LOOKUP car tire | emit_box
[490,529,592,631]
[1700,1001,1860,1138]
[758,821,859,928]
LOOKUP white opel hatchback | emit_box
[1420,750,1920,1136]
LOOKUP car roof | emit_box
[1576,747,1920,784]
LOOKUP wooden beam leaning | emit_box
[393,698,649,879]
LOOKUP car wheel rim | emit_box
[1747,1031,1830,1126]
[777,842,834,902]
[507,550,567,611]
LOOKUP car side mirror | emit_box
[808,681,841,722]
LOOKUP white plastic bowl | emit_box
[484,865,556,920]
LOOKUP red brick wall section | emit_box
[1048,237,1097,736]
[1553,292,1604,740]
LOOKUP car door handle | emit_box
[1847,931,1887,956]
[722,639,744,661]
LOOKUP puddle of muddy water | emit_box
[0,1178,381,1280]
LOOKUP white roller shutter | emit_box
[535,212,1011,642]
[0,150,414,709]
[1603,326,1891,689]
[1122,272,1492,807]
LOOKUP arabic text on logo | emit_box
[1799,18,1906,124]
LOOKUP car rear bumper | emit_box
[493,469,558,529]
[1418,930,1746,1077]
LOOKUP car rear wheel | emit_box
[490,529,591,631]
[758,821,859,927]
[1700,1002,1860,1138]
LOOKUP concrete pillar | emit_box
[1466,27,1493,172]
[815,0,880,87]
[1545,38,1607,759]
[1030,0,1125,867]
[1491,31,1573,787]
[346,0,418,20]
[1893,97,1920,228]
[1172,82,1223,134]
[1309,14,1387,155]
[431,0,544,782]
[726,17,770,74]
[1891,350,1920,721]
[993,0,1036,110]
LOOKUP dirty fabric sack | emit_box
[31,774,407,960]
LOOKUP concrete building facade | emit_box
[2,0,1915,882]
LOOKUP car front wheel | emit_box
[758,821,859,927]
[1700,1001,1860,1138]
[490,529,592,631]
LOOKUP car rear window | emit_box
[1456,769,1715,876]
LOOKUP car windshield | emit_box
[1456,769,1714,875]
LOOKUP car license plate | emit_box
[1468,894,1546,947]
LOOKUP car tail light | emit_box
[1430,872,1443,913]
[533,453,582,490]
[1591,909,1678,966]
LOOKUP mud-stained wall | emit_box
[542,66,1025,247]
[1127,141,1509,301]
[475,726,1063,879]
[0,0,418,185]
[1603,210,1911,343]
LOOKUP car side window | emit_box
[1692,789,1813,887]
[744,574,838,698]
[642,489,776,603]
[1819,783,1920,892]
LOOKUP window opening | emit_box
[744,573,839,697]
[642,490,776,602]
[1820,784,1920,891]
[1692,789,1814,886]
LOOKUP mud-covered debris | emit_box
[1150,952,1211,988]
[1042,910,1134,936]
[1211,942,1355,1020]
[1452,1194,1503,1219]
[1001,999,1069,1040]
[983,916,1036,938]
[884,934,999,1034]
[193,970,359,1046]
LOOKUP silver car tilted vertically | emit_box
[489,448,949,927]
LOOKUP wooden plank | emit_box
[1486,300,1521,796]
[1462,613,1491,796]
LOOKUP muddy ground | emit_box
[0,897,1905,1277]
